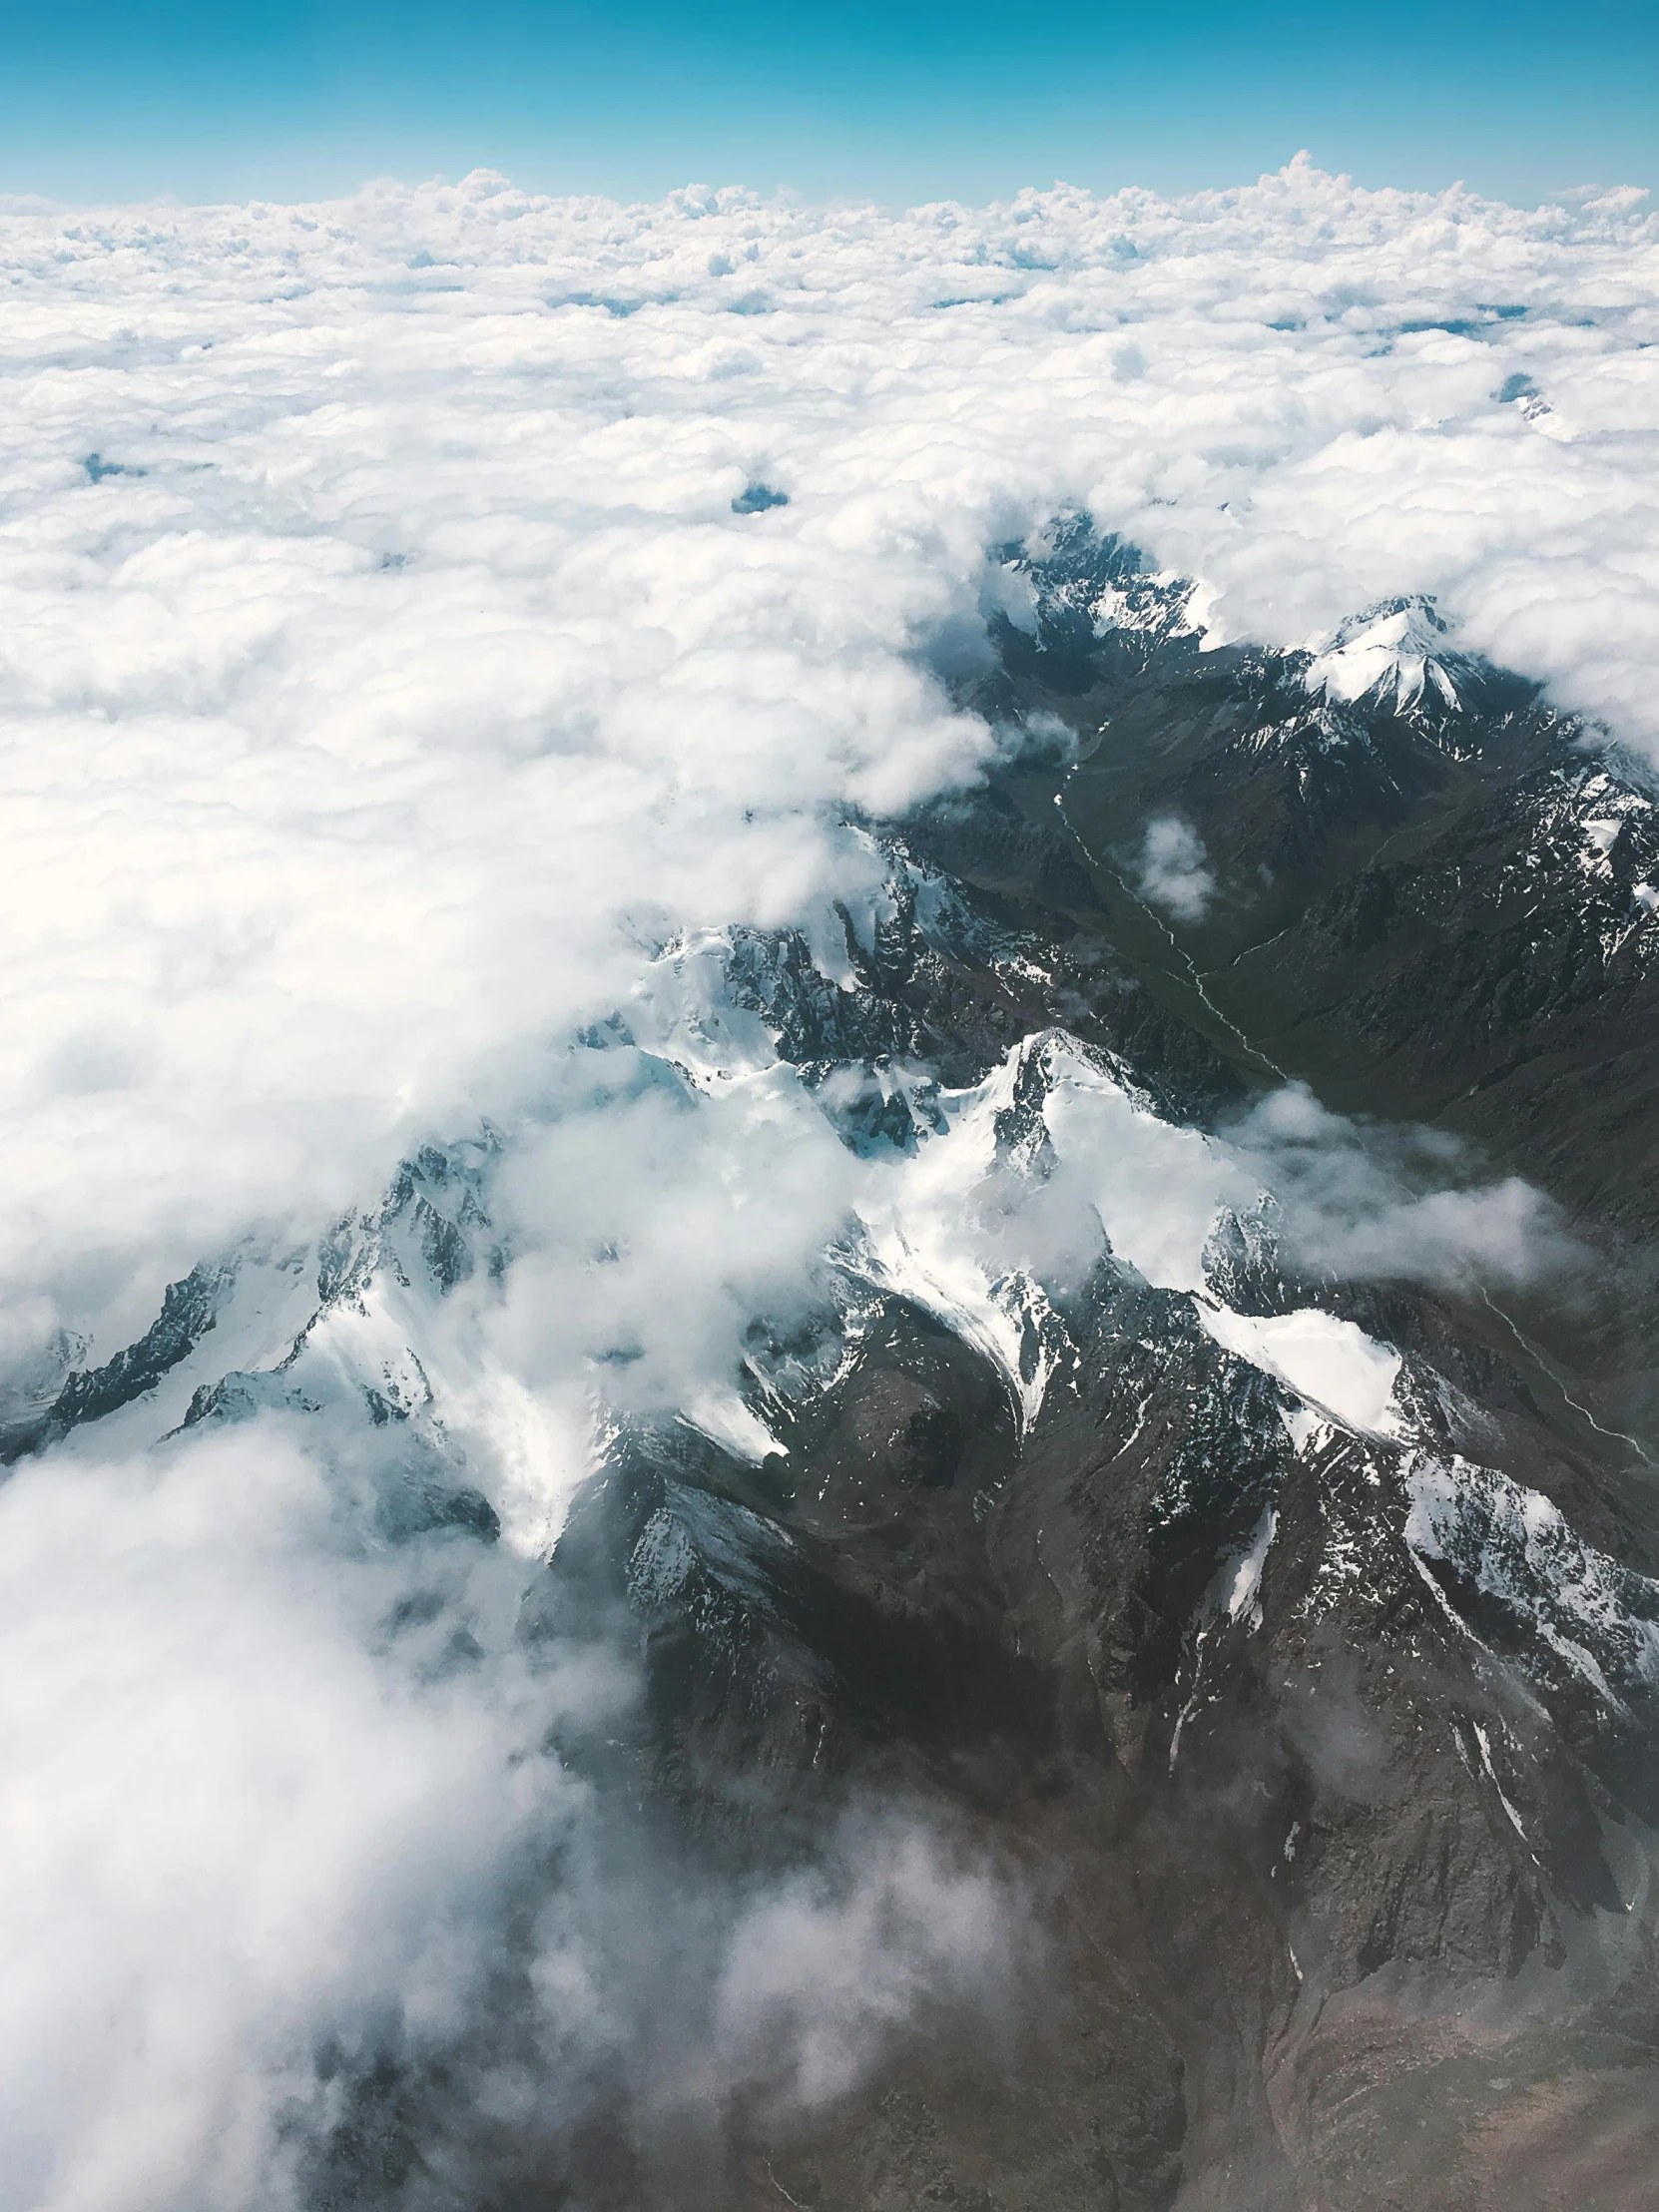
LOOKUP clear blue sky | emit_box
[0,0,1652,208]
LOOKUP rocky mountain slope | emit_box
[14,523,1659,2212]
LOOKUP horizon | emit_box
[3,0,1654,210]
[3,153,1652,220]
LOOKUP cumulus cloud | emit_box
[1226,1081,1570,1293]
[710,1818,1022,2116]
[0,157,1650,2207]
[0,157,1654,1360]
[482,1040,860,1423]
[0,1427,577,2212]
[869,1041,1559,1359]
[1133,815,1215,922]
[0,1410,1023,2212]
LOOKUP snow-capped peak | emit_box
[1304,596,1465,713]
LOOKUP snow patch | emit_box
[853,1046,1070,1427]
[1405,1450,1659,1708]
[1280,1402,1335,1456]
[682,1389,786,1466]
[1227,1506,1278,1627]
[1197,1301,1404,1438]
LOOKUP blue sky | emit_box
[0,0,1653,207]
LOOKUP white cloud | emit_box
[0,1426,579,2212]
[0,1409,1020,2211]
[0,159,1653,1355]
[1226,1080,1568,1292]
[710,1818,1021,2114]
[1133,814,1215,921]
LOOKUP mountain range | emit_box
[17,520,1659,2212]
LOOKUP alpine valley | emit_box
[16,522,1659,2212]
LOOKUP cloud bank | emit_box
[1,155,1655,1347]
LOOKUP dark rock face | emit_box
[44,1254,241,1434]
[35,524,1659,2209]
[563,529,1659,2207]
[976,523,1659,1431]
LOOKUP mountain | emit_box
[19,522,1659,2211]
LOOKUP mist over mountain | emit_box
[3,164,1659,2212]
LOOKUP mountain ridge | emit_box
[15,521,1659,2211]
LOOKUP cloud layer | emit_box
[1,158,1656,1348]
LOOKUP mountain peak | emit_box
[1304,594,1472,712]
